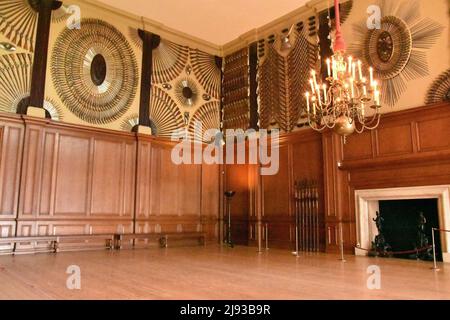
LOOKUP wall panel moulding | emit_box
[0,114,219,249]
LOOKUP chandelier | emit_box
[305,0,381,137]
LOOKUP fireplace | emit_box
[378,199,441,261]
[354,185,450,263]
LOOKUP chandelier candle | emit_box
[304,0,382,137]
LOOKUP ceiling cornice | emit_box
[78,0,223,55]
[221,3,317,55]
[74,0,332,56]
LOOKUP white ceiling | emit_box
[97,0,310,45]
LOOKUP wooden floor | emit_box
[0,245,449,300]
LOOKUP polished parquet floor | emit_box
[0,245,449,299]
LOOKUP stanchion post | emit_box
[257,221,263,254]
[339,222,346,262]
[265,223,269,250]
[293,225,299,257]
[431,228,440,271]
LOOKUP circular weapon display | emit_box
[174,77,199,107]
[350,0,444,107]
[51,18,138,124]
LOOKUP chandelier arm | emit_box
[362,114,381,131]
[365,110,381,125]
[307,118,328,132]
[354,125,365,134]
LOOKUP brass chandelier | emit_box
[305,0,381,137]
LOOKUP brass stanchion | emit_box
[265,223,269,250]
[339,223,346,262]
[431,228,440,271]
[292,182,300,257]
[292,225,300,257]
[224,191,235,248]
[257,221,263,254]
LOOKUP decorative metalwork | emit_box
[185,65,192,75]
[183,111,190,126]
[188,101,220,142]
[190,48,221,99]
[162,83,172,90]
[259,45,280,129]
[0,0,69,52]
[0,53,64,120]
[127,27,142,48]
[349,0,444,106]
[0,53,32,113]
[149,87,184,138]
[153,40,189,84]
[174,77,198,107]
[0,42,16,52]
[426,69,450,105]
[259,30,318,132]
[222,48,250,130]
[51,19,138,124]
[43,98,64,121]
[120,113,139,132]
[130,28,190,84]
[120,113,158,133]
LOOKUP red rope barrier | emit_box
[355,245,432,255]
[433,228,450,233]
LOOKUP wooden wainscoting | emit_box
[223,162,250,245]
[16,117,136,249]
[0,114,24,253]
[323,102,450,253]
[222,130,325,250]
[260,130,325,250]
[135,135,219,241]
[0,113,220,254]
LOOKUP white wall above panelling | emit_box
[96,0,310,45]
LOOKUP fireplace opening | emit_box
[377,199,442,261]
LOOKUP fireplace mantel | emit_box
[354,185,450,263]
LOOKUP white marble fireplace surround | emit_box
[354,185,450,263]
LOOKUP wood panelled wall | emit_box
[0,114,24,239]
[135,137,218,237]
[260,131,324,249]
[18,117,136,237]
[2,103,449,255]
[222,102,450,254]
[324,102,450,253]
[0,113,219,253]
[223,131,325,250]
